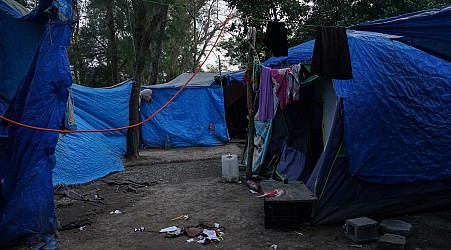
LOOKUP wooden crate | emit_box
[261,180,317,229]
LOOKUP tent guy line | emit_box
[0,12,236,134]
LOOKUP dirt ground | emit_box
[13,141,451,249]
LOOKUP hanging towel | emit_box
[311,26,353,80]
[259,66,275,122]
[263,22,288,57]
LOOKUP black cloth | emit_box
[263,22,288,57]
[311,26,353,80]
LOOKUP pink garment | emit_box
[271,68,290,109]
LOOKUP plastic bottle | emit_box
[221,154,239,182]
[246,179,261,192]
[164,134,171,149]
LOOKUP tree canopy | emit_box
[220,0,449,67]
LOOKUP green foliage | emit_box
[221,0,449,66]
[68,0,449,87]
[68,0,224,87]
[69,0,134,87]
[220,0,309,67]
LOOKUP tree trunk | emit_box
[192,2,197,72]
[246,27,256,181]
[107,3,119,84]
[147,6,169,85]
[72,0,80,85]
[126,0,149,158]
[126,1,169,158]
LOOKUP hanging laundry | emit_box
[299,64,315,82]
[311,26,353,80]
[271,68,290,109]
[259,66,275,122]
[252,58,262,91]
[288,64,302,102]
[263,22,288,57]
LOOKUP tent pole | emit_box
[246,26,256,181]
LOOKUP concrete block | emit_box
[379,219,413,237]
[345,217,379,243]
[378,233,406,250]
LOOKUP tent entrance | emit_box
[222,78,248,139]
[260,78,336,183]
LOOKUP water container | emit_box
[221,154,239,182]
[164,134,171,149]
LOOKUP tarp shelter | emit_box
[53,82,131,185]
[0,0,75,246]
[140,73,229,148]
[234,5,451,224]
[0,0,131,246]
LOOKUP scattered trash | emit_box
[202,229,218,240]
[270,244,278,249]
[249,189,259,194]
[102,179,157,193]
[162,223,225,245]
[79,226,85,231]
[159,226,177,233]
[256,189,284,198]
[197,228,222,245]
[186,226,203,237]
[295,231,304,235]
[165,227,184,238]
[351,244,363,248]
[110,209,122,214]
[246,179,261,192]
[170,214,189,220]
[56,188,104,203]
[217,231,225,241]
[134,226,145,232]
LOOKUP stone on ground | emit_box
[379,219,413,237]
[378,233,406,250]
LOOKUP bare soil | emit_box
[11,141,451,249]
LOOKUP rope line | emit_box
[0,12,236,134]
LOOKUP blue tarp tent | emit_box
[53,82,131,185]
[238,6,451,223]
[0,0,132,245]
[351,5,451,62]
[0,0,74,246]
[140,73,229,148]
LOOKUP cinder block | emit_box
[345,217,379,243]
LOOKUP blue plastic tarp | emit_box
[0,2,45,102]
[334,31,451,184]
[53,83,131,185]
[351,5,451,61]
[140,76,229,148]
[239,27,451,184]
[0,0,73,245]
[263,40,315,68]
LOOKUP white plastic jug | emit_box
[221,153,239,182]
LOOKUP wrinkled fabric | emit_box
[311,26,352,80]
[258,66,274,122]
[271,68,290,109]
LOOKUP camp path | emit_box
[47,142,451,249]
